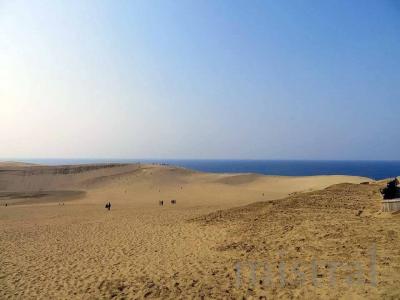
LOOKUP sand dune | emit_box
[192,182,400,299]
[0,161,39,168]
[1,163,399,299]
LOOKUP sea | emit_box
[15,159,400,180]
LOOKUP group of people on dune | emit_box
[105,199,177,210]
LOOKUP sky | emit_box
[0,0,399,160]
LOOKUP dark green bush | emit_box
[382,178,400,199]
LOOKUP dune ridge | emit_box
[0,162,369,206]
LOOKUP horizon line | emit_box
[2,158,400,162]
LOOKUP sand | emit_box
[1,162,399,299]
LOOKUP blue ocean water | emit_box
[16,159,400,180]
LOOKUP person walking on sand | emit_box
[108,202,111,210]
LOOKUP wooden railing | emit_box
[382,199,400,212]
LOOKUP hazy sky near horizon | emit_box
[1,0,399,160]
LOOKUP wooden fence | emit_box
[382,199,400,212]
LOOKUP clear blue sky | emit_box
[1,0,399,160]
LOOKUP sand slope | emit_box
[194,183,400,298]
[2,163,397,299]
